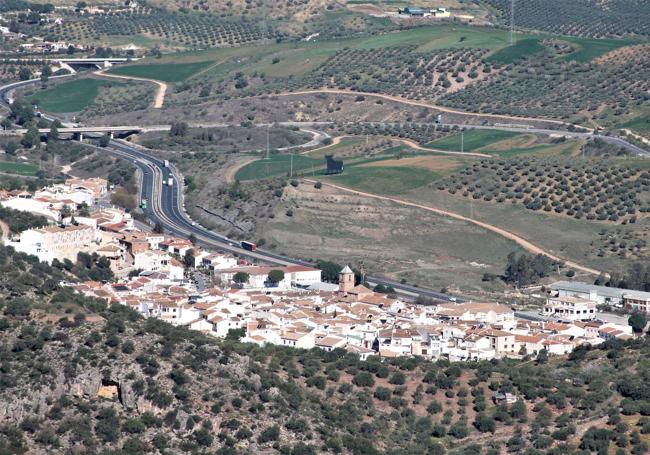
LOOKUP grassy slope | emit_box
[0,162,38,176]
[107,61,213,82]
[561,36,641,62]
[425,129,520,152]
[622,111,650,135]
[490,140,584,158]
[27,78,123,113]
[235,154,322,180]
[326,165,440,195]
[486,38,545,64]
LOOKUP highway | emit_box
[97,140,465,302]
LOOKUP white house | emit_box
[543,296,597,322]
[435,302,515,327]
[1,197,61,221]
[10,224,97,263]
[133,249,170,272]
[200,252,238,271]
[279,330,316,349]
[316,335,347,352]
[218,265,322,290]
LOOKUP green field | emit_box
[424,130,584,157]
[235,154,323,181]
[425,129,520,152]
[486,38,545,64]
[108,61,213,82]
[489,140,583,158]
[0,162,38,176]
[27,78,121,113]
[326,165,439,195]
[622,113,650,135]
[561,37,640,62]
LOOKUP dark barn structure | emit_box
[325,155,344,174]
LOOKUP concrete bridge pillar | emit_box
[109,131,114,139]
[79,133,83,142]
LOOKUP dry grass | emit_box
[476,133,538,152]
[360,155,462,171]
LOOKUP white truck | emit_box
[167,176,173,186]
[163,159,169,167]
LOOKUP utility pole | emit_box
[290,153,293,178]
[266,124,270,160]
[509,0,516,45]
[261,0,269,42]
[461,131,464,153]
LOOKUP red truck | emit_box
[240,241,256,252]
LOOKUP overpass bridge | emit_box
[0,124,170,139]
[3,57,141,73]
[48,57,141,71]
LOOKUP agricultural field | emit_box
[434,157,650,225]
[425,130,584,158]
[107,61,213,83]
[483,0,650,38]
[116,23,643,135]
[440,42,650,131]
[238,130,583,185]
[25,78,126,113]
[328,163,442,195]
[426,129,521,152]
[235,154,323,181]
[43,7,280,49]
[235,131,459,183]
[252,132,645,276]
[306,46,492,101]
[147,0,338,19]
[591,228,648,261]
[0,161,38,176]
[484,38,545,64]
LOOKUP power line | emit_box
[509,0,516,45]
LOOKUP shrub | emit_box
[353,372,375,387]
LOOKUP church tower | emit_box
[338,265,355,294]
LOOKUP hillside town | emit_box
[1,177,645,364]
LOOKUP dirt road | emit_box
[300,135,347,155]
[306,179,604,276]
[271,89,590,132]
[94,70,167,109]
[0,219,9,244]
[224,157,258,183]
